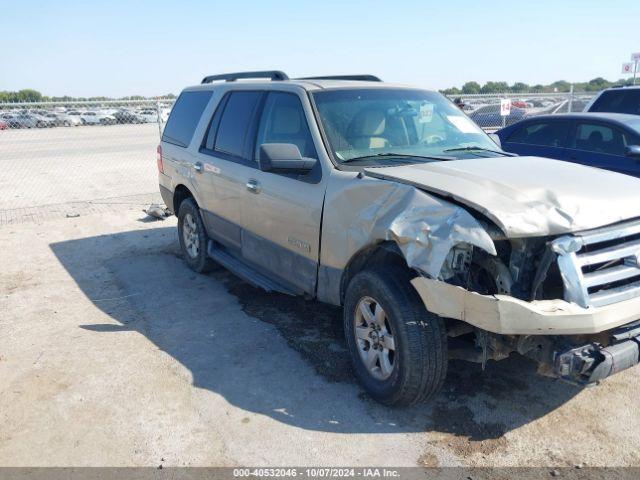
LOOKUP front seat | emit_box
[586,130,605,152]
[347,108,390,149]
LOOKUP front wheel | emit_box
[343,268,447,406]
[177,198,215,273]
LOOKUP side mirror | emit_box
[625,145,640,159]
[489,133,502,148]
[259,143,316,173]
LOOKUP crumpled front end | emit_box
[320,173,497,283]
[321,167,640,384]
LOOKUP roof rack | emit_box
[298,75,382,82]
[201,70,289,84]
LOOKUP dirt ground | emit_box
[1,202,640,467]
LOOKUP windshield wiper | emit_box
[342,152,456,163]
[443,146,516,156]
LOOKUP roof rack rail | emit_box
[201,70,289,84]
[298,75,382,82]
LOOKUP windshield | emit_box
[312,88,498,164]
[627,118,640,136]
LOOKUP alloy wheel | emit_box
[353,296,396,380]
[182,213,200,258]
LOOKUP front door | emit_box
[501,119,570,160]
[567,121,640,177]
[240,91,327,295]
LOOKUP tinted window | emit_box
[507,121,569,147]
[162,90,213,148]
[255,92,317,160]
[573,123,630,156]
[215,91,262,158]
[590,90,640,115]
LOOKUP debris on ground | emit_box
[143,204,170,220]
[65,212,80,218]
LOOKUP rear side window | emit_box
[215,91,263,158]
[590,90,640,115]
[573,123,630,156]
[162,90,213,147]
[507,121,569,147]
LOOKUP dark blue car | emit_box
[496,113,640,177]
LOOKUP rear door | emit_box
[194,90,265,251]
[501,119,571,160]
[566,121,640,176]
[240,91,327,295]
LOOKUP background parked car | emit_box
[81,111,116,125]
[1,113,38,128]
[113,109,145,124]
[586,85,640,115]
[59,112,82,126]
[66,111,85,125]
[42,112,80,127]
[539,99,590,115]
[0,119,7,130]
[30,113,58,127]
[137,109,159,123]
[496,112,640,177]
[469,104,527,129]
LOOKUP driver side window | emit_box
[254,92,317,160]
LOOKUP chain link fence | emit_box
[0,91,597,224]
[0,98,175,223]
[444,91,596,131]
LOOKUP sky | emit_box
[1,0,639,98]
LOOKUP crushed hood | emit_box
[365,156,640,237]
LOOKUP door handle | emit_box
[193,161,203,173]
[246,179,261,194]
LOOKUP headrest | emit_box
[271,106,301,134]
[350,109,386,136]
[588,130,603,142]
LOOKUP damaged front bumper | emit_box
[411,277,640,335]
[411,277,640,383]
[553,322,640,384]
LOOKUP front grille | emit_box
[553,218,640,308]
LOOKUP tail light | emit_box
[156,145,164,173]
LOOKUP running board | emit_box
[207,241,297,296]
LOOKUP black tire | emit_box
[343,268,447,406]
[177,198,215,273]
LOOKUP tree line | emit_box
[0,89,176,103]
[441,77,636,95]
[1,76,637,103]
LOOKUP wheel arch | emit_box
[340,241,414,305]
[172,184,197,214]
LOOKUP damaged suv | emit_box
[158,71,640,406]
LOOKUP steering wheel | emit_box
[423,134,445,145]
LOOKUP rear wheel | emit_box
[344,268,447,406]
[177,198,215,273]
